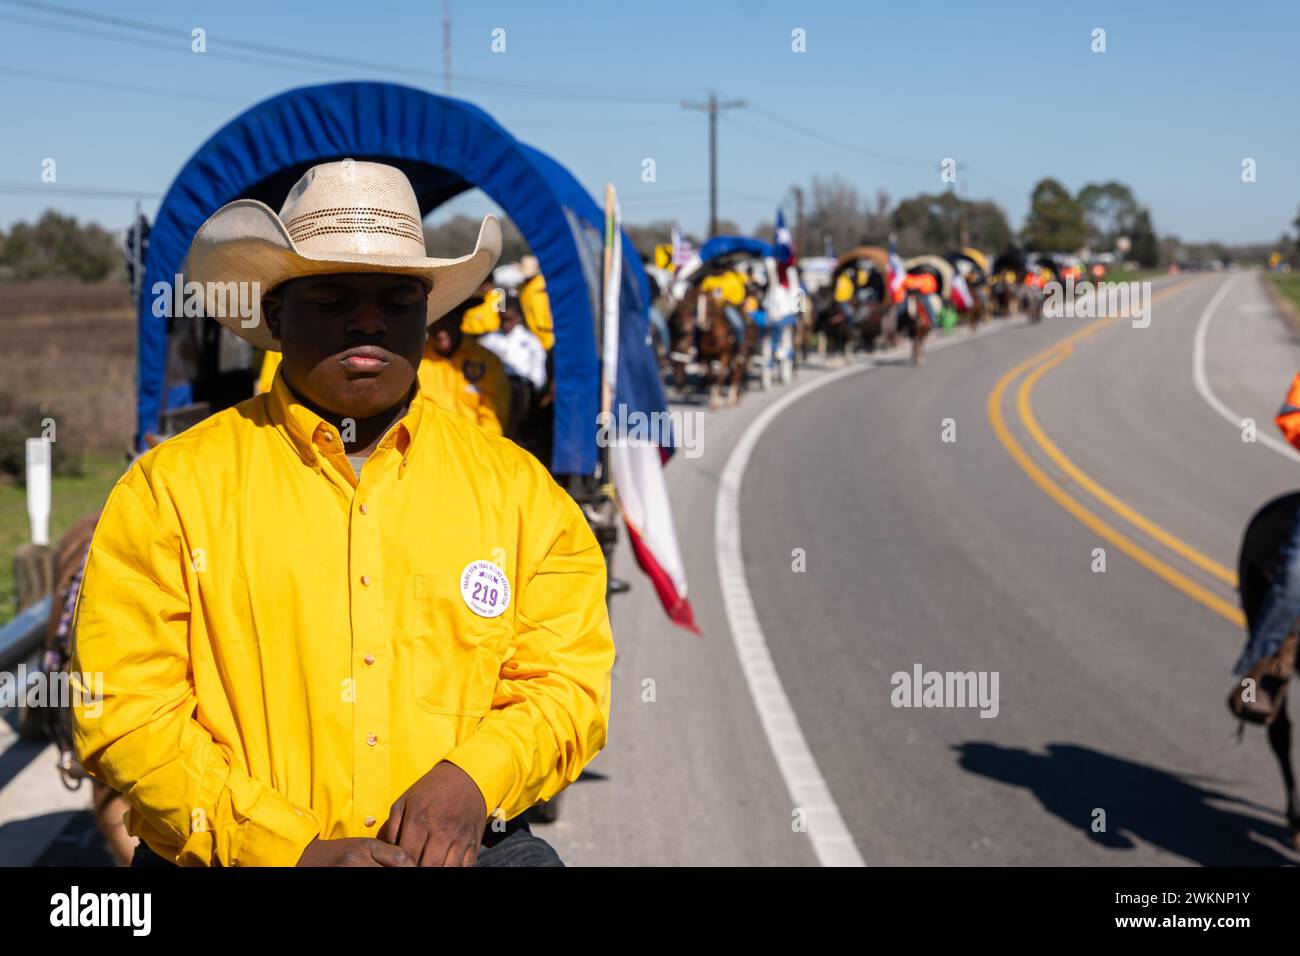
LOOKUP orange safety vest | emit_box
[1276,373,1300,450]
[903,273,938,296]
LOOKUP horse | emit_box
[961,286,988,332]
[663,295,698,398]
[813,288,856,361]
[1235,491,1300,847]
[990,277,1018,318]
[674,288,749,409]
[899,291,936,366]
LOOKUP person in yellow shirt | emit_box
[418,305,512,436]
[517,257,555,351]
[834,270,855,304]
[699,268,747,308]
[459,282,504,336]
[71,160,614,868]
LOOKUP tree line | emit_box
[6,181,1294,284]
[0,210,123,282]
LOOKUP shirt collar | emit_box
[265,365,424,470]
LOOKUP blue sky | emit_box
[1,0,1297,245]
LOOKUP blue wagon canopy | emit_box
[138,80,666,475]
[698,236,774,263]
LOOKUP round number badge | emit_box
[460,560,511,618]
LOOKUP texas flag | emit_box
[775,208,793,262]
[951,271,974,310]
[774,208,796,289]
[603,186,698,632]
[887,233,907,303]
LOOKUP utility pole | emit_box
[959,181,970,248]
[442,0,452,94]
[131,199,143,305]
[792,186,805,258]
[681,91,746,238]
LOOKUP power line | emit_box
[0,1,690,104]
[748,104,937,173]
[733,109,1026,205]
[0,181,162,199]
[0,64,246,106]
[0,11,372,79]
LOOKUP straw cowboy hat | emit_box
[517,255,541,281]
[187,159,502,351]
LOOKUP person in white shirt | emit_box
[480,289,548,391]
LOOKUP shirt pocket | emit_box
[411,573,510,717]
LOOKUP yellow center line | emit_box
[986,280,1245,627]
[1017,339,1238,587]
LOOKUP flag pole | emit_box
[599,183,621,495]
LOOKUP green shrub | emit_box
[0,393,84,484]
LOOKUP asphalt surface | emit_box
[543,271,1300,866]
[4,272,1299,867]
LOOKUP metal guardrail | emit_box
[0,597,50,672]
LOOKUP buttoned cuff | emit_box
[231,801,322,867]
[444,733,517,820]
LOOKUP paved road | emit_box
[543,271,1300,866]
[5,272,1299,866]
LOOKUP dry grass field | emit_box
[0,281,136,455]
[1,281,135,623]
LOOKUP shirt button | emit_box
[367,733,378,746]
[363,653,375,666]
[358,503,368,515]
[360,574,370,587]
[364,816,377,828]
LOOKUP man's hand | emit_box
[296,837,416,867]
[379,760,488,866]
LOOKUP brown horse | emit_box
[674,288,749,409]
[664,298,697,398]
[960,286,988,331]
[900,292,935,366]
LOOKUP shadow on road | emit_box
[954,741,1298,866]
[0,738,48,792]
[0,810,115,867]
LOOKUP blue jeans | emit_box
[647,305,670,349]
[1234,514,1300,676]
[722,305,747,341]
[129,818,563,867]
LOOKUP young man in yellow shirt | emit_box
[71,160,614,867]
[418,304,513,437]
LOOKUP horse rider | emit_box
[1232,373,1300,701]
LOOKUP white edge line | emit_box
[1193,273,1300,463]
[713,319,1022,867]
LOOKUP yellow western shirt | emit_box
[256,350,281,394]
[700,270,747,307]
[71,371,614,866]
[519,275,554,351]
[834,272,854,303]
[460,288,504,336]
[417,338,511,437]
